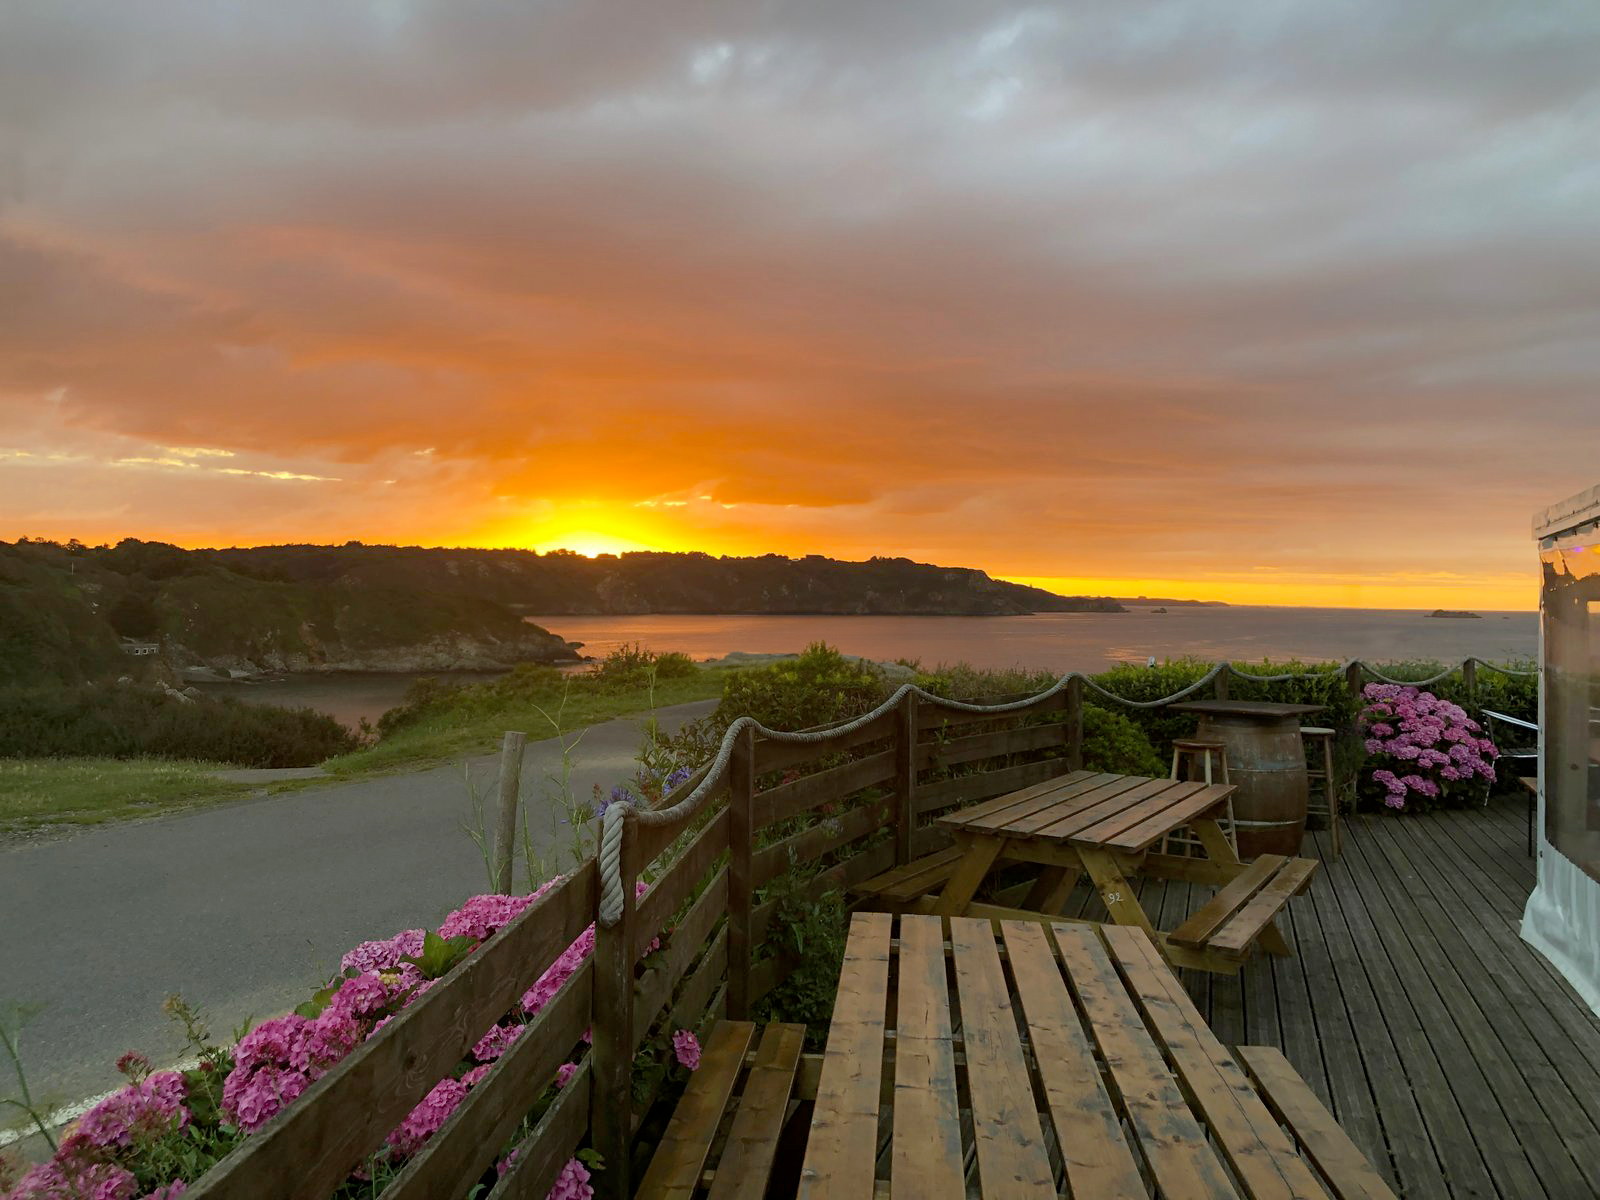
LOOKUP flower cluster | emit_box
[1359,684,1498,810]
[438,892,542,941]
[340,929,425,975]
[219,964,418,1135]
[672,1030,701,1071]
[545,1157,594,1200]
[6,1072,190,1200]
[385,1078,470,1158]
[598,764,698,816]
[6,872,657,1200]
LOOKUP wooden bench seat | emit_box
[636,1020,806,1200]
[850,846,966,906]
[1238,1046,1398,1199]
[1167,854,1318,960]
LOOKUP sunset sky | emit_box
[2,3,1595,609]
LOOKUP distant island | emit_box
[1116,596,1229,607]
[0,539,1124,683]
[1427,609,1482,619]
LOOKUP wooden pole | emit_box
[894,692,918,865]
[1344,661,1363,702]
[591,817,636,1200]
[1065,676,1085,771]
[1463,657,1478,705]
[1214,663,1231,700]
[727,724,755,1020]
[494,731,526,895]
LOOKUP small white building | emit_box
[1522,483,1600,1015]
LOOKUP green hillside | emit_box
[0,539,578,682]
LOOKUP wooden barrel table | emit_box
[1169,700,1325,858]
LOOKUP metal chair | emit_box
[1482,709,1538,855]
[1300,726,1340,860]
[1162,739,1237,856]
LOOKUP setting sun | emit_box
[529,530,664,558]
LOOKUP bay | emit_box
[528,606,1538,675]
[201,606,1538,729]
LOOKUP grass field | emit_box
[0,655,745,833]
[0,759,248,834]
[321,668,732,776]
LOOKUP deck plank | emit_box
[1334,820,1549,1198]
[1051,925,1239,1199]
[799,912,891,1200]
[1104,925,1327,1200]
[947,917,1056,1199]
[889,915,965,1200]
[1350,814,1597,1196]
[999,921,1147,1199]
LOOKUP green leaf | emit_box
[404,930,477,979]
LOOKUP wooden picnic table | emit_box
[799,912,1396,1199]
[914,769,1313,973]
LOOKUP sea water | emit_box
[201,607,1537,728]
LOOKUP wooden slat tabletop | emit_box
[938,770,1234,851]
[800,912,1381,1199]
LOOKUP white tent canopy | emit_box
[1522,483,1600,1016]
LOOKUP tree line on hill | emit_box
[0,538,1119,686]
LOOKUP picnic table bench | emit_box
[799,912,1396,1199]
[856,770,1317,974]
[637,1021,807,1200]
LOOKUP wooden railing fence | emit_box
[184,656,1528,1200]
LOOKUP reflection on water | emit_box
[197,607,1537,730]
[529,606,1537,676]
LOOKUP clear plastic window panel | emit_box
[1541,538,1600,884]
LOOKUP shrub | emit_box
[1356,683,1498,811]
[751,873,849,1051]
[1086,659,1214,754]
[689,643,889,741]
[651,651,699,680]
[0,685,358,767]
[913,663,1056,703]
[1081,703,1164,776]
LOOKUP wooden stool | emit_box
[1301,726,1341,860]
[1163,739,1237,856]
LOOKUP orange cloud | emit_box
[3,3,1595,609]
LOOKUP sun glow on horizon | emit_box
[528,530,665,558]
[1002,573,1538,612]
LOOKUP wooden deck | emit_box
[1047,793,1600,1199]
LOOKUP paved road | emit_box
[1,701,717,1111]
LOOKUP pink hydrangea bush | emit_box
[1359,683,1498,811]
[5,1064,196,1200]
[5,876,647,1200]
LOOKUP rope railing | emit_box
[596,655,1534,923]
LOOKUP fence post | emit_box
[494,731,526,894]
[1463,657,1478,704]
[727,724,755,1020]
[591,817,636,1200]
[1214,663,1231,700]
[894,692,918,865]
[1344,661,1363,703]
[1065,676,1084,771]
